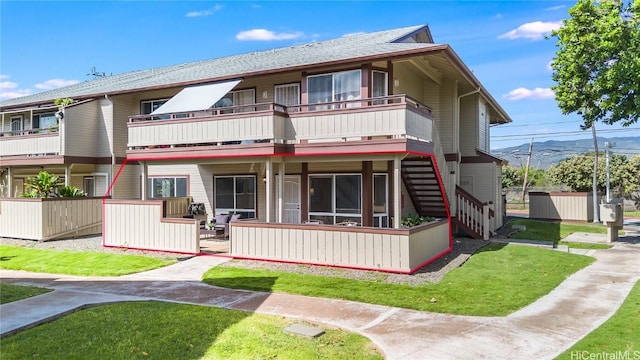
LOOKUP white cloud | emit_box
[546,5,565,11]
[0,89,32,100]
[0,80,18,90]
[342,32,365,38]
[186,4,222,17]
[498,21,562,40]
[494,13,503,20]
[236,29,303,41]
[503,87,555,100]
[0,75,32,100]
[35,78,80,90]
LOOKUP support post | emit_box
[592,124,600,223]
[393,155,401,229]
[265,158,272,223]
[141,161,147,200]
[278,162,285,223]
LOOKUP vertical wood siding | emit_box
[104,200,199,253]
[0,198,102,240]
[459,95,478,156]
[529,192,600,222]
[0,134,60,157]
[230,219,449,273]
[65,101,101,157]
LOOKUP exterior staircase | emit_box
[401,157,448,218]
[401,157,494,240]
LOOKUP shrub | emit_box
[401,213,435,227]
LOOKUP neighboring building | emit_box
[0,25,511,273]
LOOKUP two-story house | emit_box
[0,25,510,273]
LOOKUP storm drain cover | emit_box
[284,323,325,338]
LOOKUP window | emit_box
[372,71,388,104]
[147,177,187,198]
[10,116,23,132]
[274,83,300,111]
[141,99,170,120]
[32,113,58,130]
[84,177,95,197]
[373,174,389,227]
[308,174,361,225]
[216,89,255,112]
[215,175,256,219]
[307,70,361,110]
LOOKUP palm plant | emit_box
[21,171,63,198]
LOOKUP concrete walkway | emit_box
[1,236,639,359]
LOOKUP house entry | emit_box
[276,175,300,224]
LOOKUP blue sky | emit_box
[0,1,636,149]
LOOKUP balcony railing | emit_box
[127,95,434,150]
[0,127,61,157]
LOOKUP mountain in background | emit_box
[491,136,640,170]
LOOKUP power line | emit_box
[493,119,582,128]
[491,127,640,140]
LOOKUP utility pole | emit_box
[592,124,600,223]
[605,141,614,202]
[521,138,534,203]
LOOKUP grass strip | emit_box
[0,301,382,360]
[204,243,594,316]
[0,283,52,304]
[555,281,639,359]
[0,245,174,276]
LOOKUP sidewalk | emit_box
[1,236,639,359]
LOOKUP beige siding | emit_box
[393,64,424,100]
[103,200,199,253]
[459,95,478,156]
[529,192,601,222]
[230,219,450,273]
[478,100,489,152]
[110,163,141,199]
[0,198,102,240]
[112,95,135,158]
[97,98,113,157]
[0,134,60,157]
[287,108,431,143]
[436,80,456,153]
[460,163,499,205]
[129,114,285,147]
[65,101,101,157]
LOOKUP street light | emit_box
[605,142,615,202]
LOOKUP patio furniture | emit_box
[213,214,230,236]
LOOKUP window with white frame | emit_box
[141,99,170,120]
[308,174,361,225]
[372,71,388,104]
[216,89,255,112]
[214,175,256,219]
[307,70,361,110]
[373,174,389,227]
[274,83,300,111]
[147,176,188,198]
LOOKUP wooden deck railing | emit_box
[454,185,494,240]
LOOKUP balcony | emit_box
[126,95,433,156]
[0,127,61,158]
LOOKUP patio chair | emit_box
[213,214,229,236]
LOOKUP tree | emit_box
[501,165,523,188]
[549,0,640,129]
[547,153,640,196]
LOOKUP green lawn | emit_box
[625,211,640,218]
[0,246,174,276]
[203,243,594,316]
[0,283,52,304]
[0,301,382,360]
[555,281,639,359]
[509,219,614,249]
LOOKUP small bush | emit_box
[401,213,435,227]
[57,186,87,198]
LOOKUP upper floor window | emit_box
[141,99,168,115]
[372,71,388,98]
[216,89,255,106]
[308,70,361,109]
[10,116,23,132]
[274,83,300,110]
[32,113,57,130]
